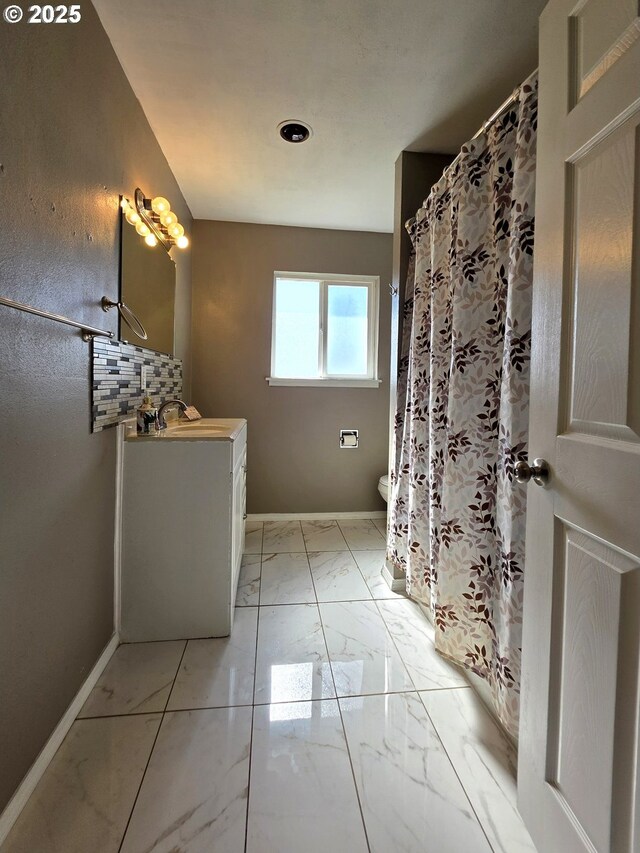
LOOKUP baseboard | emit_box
[413,599,516,746]
[381,563,406,592]
[463,666,518,748]
[247,510,388,521]
[0,632,120,845]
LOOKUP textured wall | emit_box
[191,220,392,513]
[0,2,192,810]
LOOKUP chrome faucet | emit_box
[157,399,188,430]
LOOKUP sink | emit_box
[126,417,246,442]
[169,423,227,433]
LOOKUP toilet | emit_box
[378,473,389,503]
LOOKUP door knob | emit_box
[514,458,550,486]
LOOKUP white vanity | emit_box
[120,418,247,641]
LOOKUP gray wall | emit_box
[389,153,453,451]
[191,221,392,513]
[392,152,454,324]
[0,1,192,810]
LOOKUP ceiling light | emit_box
[278,120,312,143]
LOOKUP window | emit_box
[268,271,380,387]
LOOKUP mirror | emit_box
[119,208,176,354]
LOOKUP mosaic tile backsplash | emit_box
[92,337,182,432]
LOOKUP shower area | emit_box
[387,71,538,740]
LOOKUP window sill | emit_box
[266,377,382,388]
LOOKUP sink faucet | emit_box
[157,399,188,430]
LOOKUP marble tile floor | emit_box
[2,519,536,853]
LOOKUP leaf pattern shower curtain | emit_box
[388,71,537,738]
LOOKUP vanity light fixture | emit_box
[120,189,189,251]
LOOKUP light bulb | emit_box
[125,207,140,226]
[144,233,158,247]
[168,222,184,239]
[160,210,177,227]
[176,235,189,249]
[120,197,129,210]
[135,221,150,237]
[151,196,170,215]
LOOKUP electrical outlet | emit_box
[140,365,147,393]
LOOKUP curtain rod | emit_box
[447,85,521,169]
[472,86,521,142]
[405,84,523,232]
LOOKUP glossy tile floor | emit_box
[2,518,536,853]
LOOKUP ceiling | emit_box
[94,0,547,233]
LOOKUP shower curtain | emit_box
[388,71,537,738]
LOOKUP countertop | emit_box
[125,417,247,442]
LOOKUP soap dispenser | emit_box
[136,395,159,435]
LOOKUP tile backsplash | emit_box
[92,337,182,432]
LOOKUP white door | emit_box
[518,1,640,852]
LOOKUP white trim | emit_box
[270,271,380,384]
[319,276,327,376]
[266,377,382,388]
[114,422,127,634]
[381,563,407,593]
[412,598,516,746]
[0,633,119,846]
[247,510,387,521]
[464,666,517,747]
[274,270,379,284]
[366,277,380,382]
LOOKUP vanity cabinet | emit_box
[121,419,247,641]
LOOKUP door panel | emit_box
[547,528,640,853]
[518,1,640,851]
[574,0,640,100]
[569,121,639,439]
[555,437,640,556]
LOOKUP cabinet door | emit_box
[230,448,247,600]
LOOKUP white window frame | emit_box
[268,271,381,388]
